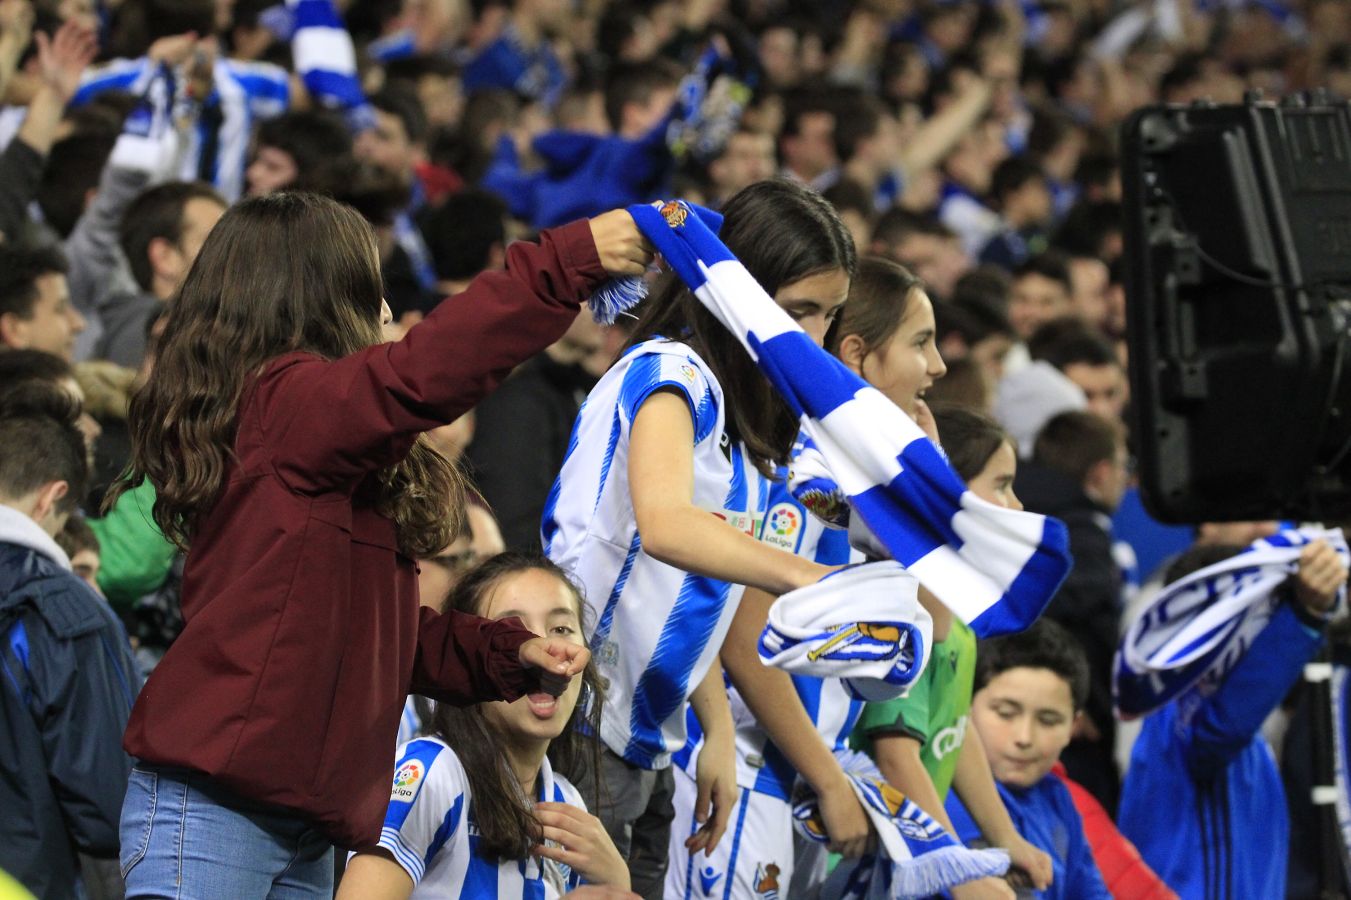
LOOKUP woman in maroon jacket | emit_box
[106,192,652,897]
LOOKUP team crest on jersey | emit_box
[660,200,689,229]
[390,759,424,801]
[698,864,722,895]
[763,502,801,551]
[754,862,781,899]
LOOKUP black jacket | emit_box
[0,532,141,899]
[1015,460,1125,811]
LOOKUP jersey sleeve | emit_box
[616,348,719,445]
[377,739,466,885]
[855,675,932,744]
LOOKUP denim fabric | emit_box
[120,766,333,899]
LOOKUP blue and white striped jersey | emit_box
[676,476,865,801]
[543,339,769,770]
[72,57,290,202]
[377,736,586,898]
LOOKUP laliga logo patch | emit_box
[680,363,697,383]
[390,759,424,801]
[763,502,801,551]
[660,200,689,229]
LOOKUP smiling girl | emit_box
[339,553,635,899]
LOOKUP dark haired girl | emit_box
[110,192,652,896]
[543,179,857,896]
[340,553,635,899]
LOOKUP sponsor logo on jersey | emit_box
[390,759,424,801]
[763,502,801,551]
[930,714,968,761]
[699,864,722,895]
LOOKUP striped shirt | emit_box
[377,736,585,898]
[676,475,865,800]
[72,57,290,201]
[544,339,769,769]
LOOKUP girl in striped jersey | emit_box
[666,256,949,899]
[340,553,636,899]
[542,180,856,898]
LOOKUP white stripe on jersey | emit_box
[376,736,585,899]
[544,340,769,769]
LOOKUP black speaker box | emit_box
[1122,95,1351,523]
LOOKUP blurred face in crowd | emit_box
[155,198,226,297]
[71,547,101,592]
[1089,441,1131,512]
[758,26,800,88]
[0,272,85,362]
[246,146,299,197]
[1008,272,1071,341]
[58,0,99,29]
[1063,361,1127,422]
[1007,177,1052,229]
[416,73,465,129]
[968,440,1022,511]
[972,666,1076,789]
[1068,257,1110,329]
[417,528,476,610]
[621,85,678,140]
[845,288,947,420]
[781,110,836,181]
[467,503,506,561]
[710,131,776,199]
[356,109,419,180]
[969,332,1014,386]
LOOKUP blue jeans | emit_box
[120,766,333,899]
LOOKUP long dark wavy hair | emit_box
[623,179,856,476]
[430,552,606,861]
[104,192,464,557]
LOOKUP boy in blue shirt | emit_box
[1118,538,1346,899]
[947,620,1111,900]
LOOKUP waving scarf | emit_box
[1115,527,1348,719]
[615,200,1070,638]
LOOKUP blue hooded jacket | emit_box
[0,508,141,898]
[1118,600,1323,899]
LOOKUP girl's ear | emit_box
[837,332,868,376]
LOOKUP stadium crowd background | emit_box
[2,0,1351,897]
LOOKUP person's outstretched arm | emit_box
[1184,540,1346,773]
[261,212,650,494]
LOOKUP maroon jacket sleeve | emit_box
[253,220,606,494]
[410,606,541,703]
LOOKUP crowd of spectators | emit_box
[3,0,1351,897]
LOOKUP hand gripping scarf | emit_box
[1115,526,1348,719]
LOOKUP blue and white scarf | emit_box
[793,749,1009,899]
[759,561,932,702]
[287,0,377,133]
[1115,527,1348,719]
[616,201,1072,638]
